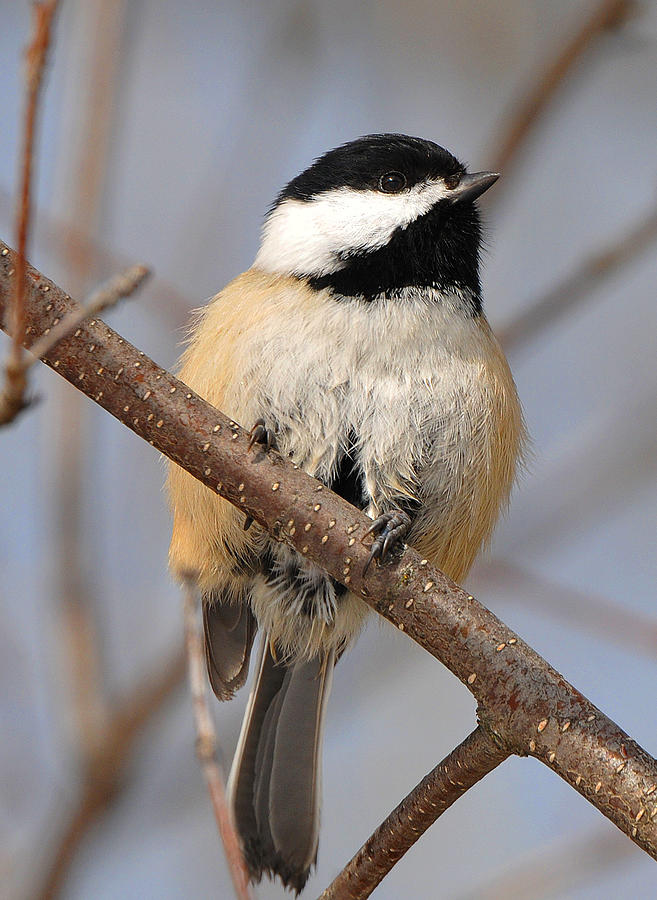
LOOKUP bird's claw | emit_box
[363,509,411,574]
[247,418,276,452]
[244,419,276,529]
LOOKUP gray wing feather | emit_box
[203,593,257,701]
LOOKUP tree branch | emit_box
[318,725,509,900]
[488,0,634,178]
[181,575,253,900]
[27,264,149,371]
[0,0,60,425]
[2,243,657,886]
[499,203,657,350]
[37,644,186,900]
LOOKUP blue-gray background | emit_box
[1,1,656,898]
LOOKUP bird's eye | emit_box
[444,174,461,190]
[378,171,407,193]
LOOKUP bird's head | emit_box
[255,133,498,308]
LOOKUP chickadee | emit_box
[168,133,525,892]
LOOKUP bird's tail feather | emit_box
[228,638,334,893]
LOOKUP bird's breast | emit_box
[229,280,521,560]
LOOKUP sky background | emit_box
[1,1,657,898]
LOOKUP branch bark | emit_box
[0,0,60,425]
[318,725,509,900]
[27,264,149,369]
[2,242,657,886]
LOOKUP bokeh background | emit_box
[1,1,657,897]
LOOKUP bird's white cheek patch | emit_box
[255,180,450,278]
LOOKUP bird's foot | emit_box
[244,419,277,530]
[363,509,411,574]
[247,417,277,452]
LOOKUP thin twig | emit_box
[0,0,60,426]
[2,245,657,876]
[488,0,634,178]
[181,575,253,900]
[499,203,657,350]
[318,726,509,900]
[0,184,191,324]
[27,263,149,367]
[37,644,186,900]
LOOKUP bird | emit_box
[167,133,525,893]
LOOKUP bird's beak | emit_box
[447,172,499,205]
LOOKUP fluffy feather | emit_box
[168,270,524,628]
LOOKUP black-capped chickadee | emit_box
[168,134,525,892]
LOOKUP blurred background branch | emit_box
[37,646,186,900]
[499,202,657,350]
[0,0,60,425]
[458,827,637,900]
[487,0,635,179]
[181,577,252,900]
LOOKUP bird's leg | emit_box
[244,418,278,530]
[363,509,411,574]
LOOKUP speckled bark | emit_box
[2,240,657,869]
[318,725,509,900]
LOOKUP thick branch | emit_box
[27,264,149,368]
[318,725,509,900]
[2,241,657,862]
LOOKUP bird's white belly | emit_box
[236,289,490,520]
[217,285,519,658]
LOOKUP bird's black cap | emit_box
[277,133,466,204]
